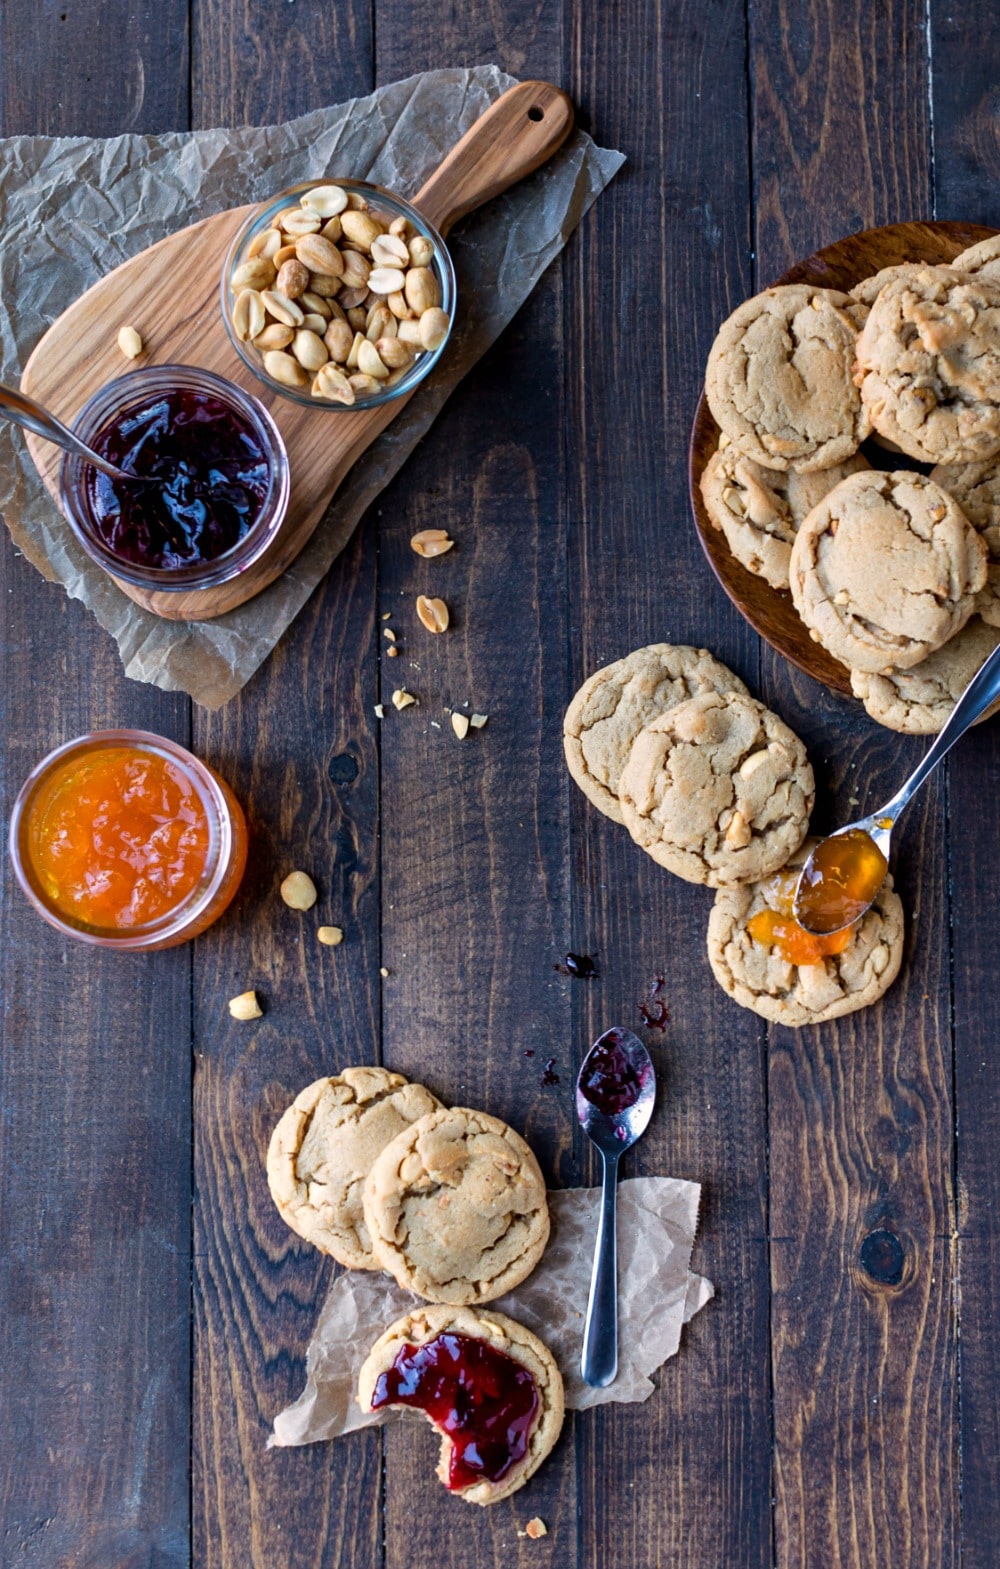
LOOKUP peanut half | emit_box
[410,529,455,557]
[280,870,318,910]
[416,595,449,633]
[229,990,262,1021]
[229,182,451,400]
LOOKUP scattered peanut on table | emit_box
[280,870,318,910]
[229,183,450,403]
[229,990,262,1021]
[117,325,143,359]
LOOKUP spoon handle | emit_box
[0,381,126,480]
[883,637,1000,820]
[581,1148,620,1388]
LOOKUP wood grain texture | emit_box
[373,13,579,1568]
[0,4,194,1566]
[688,220,997,698]
[187,12,382,1569]
[749,4,959,1566]
[566,2,773,1566]
[929,4,1000,1561]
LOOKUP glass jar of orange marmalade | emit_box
[8,730,248,951]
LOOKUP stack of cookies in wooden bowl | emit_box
[699,236,1000,735]
[563,645,904,1027]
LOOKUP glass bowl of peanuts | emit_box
[221,178,456,410]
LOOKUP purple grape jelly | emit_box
[84,388,270,570]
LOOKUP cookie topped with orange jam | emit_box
[706,840,904,1026]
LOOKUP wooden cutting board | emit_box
[20,81,573,621]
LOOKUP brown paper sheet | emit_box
[269,1176,713,1447]
[0,66,624,707]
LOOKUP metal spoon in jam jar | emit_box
[576,1027,656,1388]
[794,638,1000,935]
[0,382,151,483]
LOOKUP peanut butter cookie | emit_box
[363,1107,550,1305]
[849,262,926,310]
[563,643,748,824]
[952,234,1000,283]
[267,1067,442,1269]
[931,455,1000,626]
[705,284,869,471]
[700,435,869,590]
[850,617,1000,733]
[707,841,905,1026]
[616,689,814,887]
[357,1305,564,1506]
[855,265,1000,464]
[789,470,986,673]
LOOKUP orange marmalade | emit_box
[792,827,888,935]
[12,732,247,948]
[747,867,857,967]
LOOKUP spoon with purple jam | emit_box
[576,1026,656,1388]
[0,381,150,483]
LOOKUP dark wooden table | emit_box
[2,3,999,1566]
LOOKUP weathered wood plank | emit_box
[565,2,772,1566]
[0,7,193,1567]
[375,11,576,1568]
[749,4,959,1566]
[929,5,1000,1562]
[188,12,378,1568]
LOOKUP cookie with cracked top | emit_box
[266,1067,442,1269]
[363,1107,549,1305]
[700,435,869,591]
[850,617,1000,734]
[356,1305,564,1506]
[616,689,814,887]
[855,265,1000,464]
[931,454,1000,627]
[951,234,1000,283]
[707,839,905,1026]
[563,642,748,824]
[705,284,870,472]
[789,469,987,673]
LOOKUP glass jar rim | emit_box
[220,177,456,411]
[58,364,290,591]
[8,729,236,949]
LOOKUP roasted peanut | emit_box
[229,990,262,1021]
[117,324,143,359]
[292,329,329,372]
[280,870,318,910]
[416,594,449,633]
[312,363,355,404]
[276,258,310,299]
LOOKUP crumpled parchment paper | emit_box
[0,66,624,707]
[270,1176,713,1447]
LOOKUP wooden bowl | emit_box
[688,220,999,696]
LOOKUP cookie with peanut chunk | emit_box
[267,1067,442,1269]
[363,1107,549,1304]
[854,265,1000,464]
[700,435,869,590]
[616,689,814,887]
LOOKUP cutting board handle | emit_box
[414,80,574,237]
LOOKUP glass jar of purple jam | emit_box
[59,365,289,591]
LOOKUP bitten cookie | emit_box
[357,1306,564,1506]
[363,1107,550,1304]
[267,1067,442,1269]
[850,617,1000,733]
[563,643,748,823]
[789,470,987,672]
[700,435,869,590]
[705,284,869,471]
[931,456,1000,626]
[952,234,1000,283]
[854,265,1000,464]
[707,841,905,1026]
[616,689,814,887]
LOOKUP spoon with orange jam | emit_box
[794,637,1000,935]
